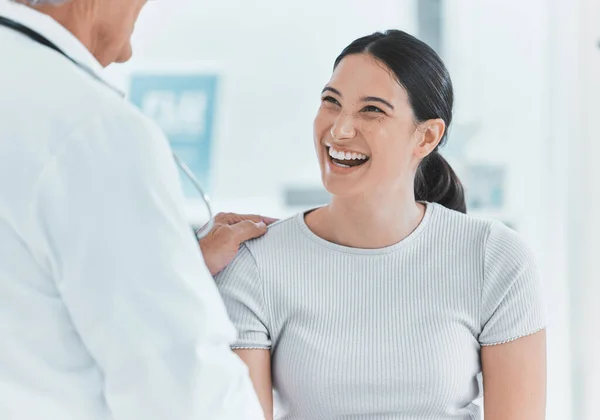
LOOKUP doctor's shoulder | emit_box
[62,87,171,166]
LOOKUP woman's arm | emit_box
[481,329,546,420]
[235,349,273,420]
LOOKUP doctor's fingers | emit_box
[227,219,268,244]
[214,212,278,226]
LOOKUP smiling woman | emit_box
[214,29,546,420]
[315,31,465,214]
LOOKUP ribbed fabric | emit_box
[214,203,546,420]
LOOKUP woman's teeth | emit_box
[327,146,369,169]
[328,146,368,161]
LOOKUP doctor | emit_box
[0,0,271,419]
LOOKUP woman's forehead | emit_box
[328,54,408,103]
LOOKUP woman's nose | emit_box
[330,113,356,141]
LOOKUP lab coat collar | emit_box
[0,0,124,97]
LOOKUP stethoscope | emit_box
[0,16,214,240]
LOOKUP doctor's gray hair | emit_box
[14,0,70,4]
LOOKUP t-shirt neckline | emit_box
[295,201,437,255]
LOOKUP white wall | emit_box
[547,0,580,418]
[443,1,571,419]
[570,0,600,419]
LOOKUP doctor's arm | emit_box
[34,112,264,420]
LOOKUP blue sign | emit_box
[129,72,219,197]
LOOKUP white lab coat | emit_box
[0,2,264,420]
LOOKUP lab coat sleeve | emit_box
[31,107,265,420]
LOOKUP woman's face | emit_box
[313,53,430,199]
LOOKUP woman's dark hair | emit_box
[334,30,466,213]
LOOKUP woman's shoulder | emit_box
[243,212,308,255]
[483,219,537,269]
[429,203,531,257]
[433,202,537,272]
[214,215,303,286]
[429,202,495,238]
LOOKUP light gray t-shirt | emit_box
[215,202,545,420]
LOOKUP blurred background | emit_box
[105,0,600,418]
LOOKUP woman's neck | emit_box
[305,191,426,249]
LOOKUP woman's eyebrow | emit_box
[321,86,342,96]
[321,87,394,110]
[361,96,394,110]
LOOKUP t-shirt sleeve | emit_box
[214,243,271,350]
[479,222,546,346]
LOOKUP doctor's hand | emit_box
[199,212,278,276]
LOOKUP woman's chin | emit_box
[321,177,365,199]
[318,158,372,199]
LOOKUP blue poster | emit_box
[128,71,219,197]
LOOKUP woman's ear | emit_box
[414,118,446,158]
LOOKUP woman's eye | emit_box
[322,96,340,106]
[362,105,384,113]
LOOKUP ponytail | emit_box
[414,150,466,213]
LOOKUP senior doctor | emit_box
[0,0,272,419]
